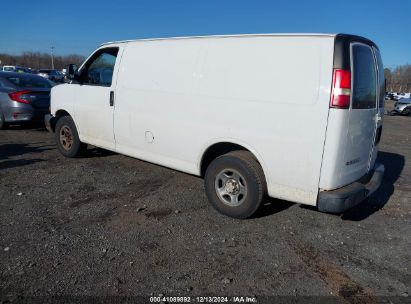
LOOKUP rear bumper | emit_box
[317,162,385,213]
[3,106,49,123]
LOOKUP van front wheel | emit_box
[54,116,87,158]
[204,151,266,219]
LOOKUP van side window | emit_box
[352,44,377,109]
[82,48,118,87]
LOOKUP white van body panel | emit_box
[49,34,384,210]
[50,84,76,123]
[318,109,350,189]
[73,45,125,150]
[112,36,335,205]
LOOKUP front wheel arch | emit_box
[49,109,75,133]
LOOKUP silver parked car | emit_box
[391,98,411,116]
[0,72,53,129]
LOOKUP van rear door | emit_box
[319,36,383,190]
[343,43,380,179]
[368,48,385,169]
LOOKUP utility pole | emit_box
[51,46,54,69]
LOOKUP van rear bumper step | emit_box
[317,163,385,213]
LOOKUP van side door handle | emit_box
[109,91,114,107]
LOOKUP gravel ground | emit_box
[0,102,410,303]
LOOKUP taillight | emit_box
[330,69,351,109]
[8,90,32,104]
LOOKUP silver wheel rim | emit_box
[214,169,247,206]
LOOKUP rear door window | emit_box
[352,44,377,109]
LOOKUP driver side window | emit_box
[82,48,118,87]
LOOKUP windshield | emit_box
[6,75,52,88]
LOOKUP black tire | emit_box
[204,150,267,219]
[0,111,7,130]
[54,116,87,158]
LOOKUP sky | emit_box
[1,0,410,69]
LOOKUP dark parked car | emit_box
[0,72,53,129]
[385,93,395,100]
[37,69,65,83]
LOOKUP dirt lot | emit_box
[0,103,410,303]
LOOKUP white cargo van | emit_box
[45,33,385,218]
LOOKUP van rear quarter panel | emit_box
[115,36,335,205]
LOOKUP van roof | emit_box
[101,33,337,46]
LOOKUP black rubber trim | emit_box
[318,163,384,214]
[44,114,56,133]
[333,33,379,71]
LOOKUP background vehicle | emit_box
[393,92,411,101]
[37,69,65,82]
[0,72,52,129]
[385,92,394,100]
[2,65,17,72]
[46,33,385,218]
[2,65,29,73]
[391,98,411,115]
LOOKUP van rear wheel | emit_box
[55,116,87,158]
[204,151,266,219]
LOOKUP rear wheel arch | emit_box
[199,141,268,182]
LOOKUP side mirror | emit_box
[66,64,78,79]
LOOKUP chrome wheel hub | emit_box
[225,179,240,195]
[215,169,247,206]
